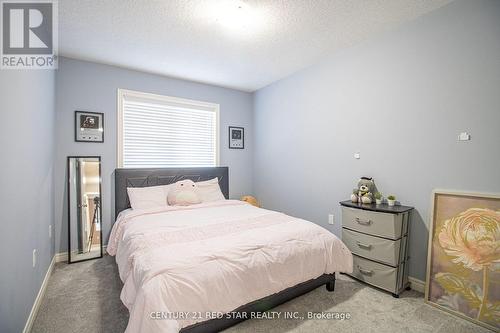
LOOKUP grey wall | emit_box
[0,70,56,332]
[55,57,254,253]
[253,0,500,281]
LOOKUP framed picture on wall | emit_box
[229,126,244,149]
[75,111,104,143]
[425,190,500,331]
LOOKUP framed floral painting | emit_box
[425,190,500,331]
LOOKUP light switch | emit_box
[354,152,360,159]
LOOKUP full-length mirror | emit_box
[67,156,102,263]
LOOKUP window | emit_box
[117,89,219,168]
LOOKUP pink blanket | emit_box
[108,200,352,332]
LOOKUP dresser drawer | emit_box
[342,228,405,266]
[342,207,403,239]
[351,255,398,293]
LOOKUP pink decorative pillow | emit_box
[167,179,202,206]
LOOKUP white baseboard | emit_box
[23,256,55,333]
[408,276,425,293]
[55,245,107,263]
[54,251,67,263]
[24,247,108,332]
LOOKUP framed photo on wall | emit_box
[75,111,104,143]
[229,126,244,149]
[425,190,500,331]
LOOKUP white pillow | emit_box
[127,184,172,210]
[196,178,225,202]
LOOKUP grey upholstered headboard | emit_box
[114,167,229,218]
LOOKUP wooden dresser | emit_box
[340,200,414,297]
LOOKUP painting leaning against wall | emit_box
[425,190,500,331]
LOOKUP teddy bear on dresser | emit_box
[351,177,375,204]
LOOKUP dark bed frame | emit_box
[114,167,336,333]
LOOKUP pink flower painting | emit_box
[438,208,499,272]
[426,192,500,331]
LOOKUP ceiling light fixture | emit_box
[198,0,267,34]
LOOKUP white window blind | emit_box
[118,89,219,168]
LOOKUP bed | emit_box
[109,167,353,333]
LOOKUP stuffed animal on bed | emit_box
[241,195,260,207]
[350,177,375,204]
[167,179,202,206]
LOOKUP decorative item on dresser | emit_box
[387,195,397,207]
[340,200,414,298]
[350,177,375,204]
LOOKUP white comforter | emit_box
[107,200,353,333]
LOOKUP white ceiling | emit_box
[60,0,453,92]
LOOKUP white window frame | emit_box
[117,88,220,168]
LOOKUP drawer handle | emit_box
[356,241,372,249]
[355,217,372,225]
[358,266,373,275]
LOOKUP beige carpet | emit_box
[31,255,492,333]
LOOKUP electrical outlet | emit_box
[49,225,52,238]
[32,249,37,268]
[328,214,335,225]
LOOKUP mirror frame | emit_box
[67,156,103,263]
